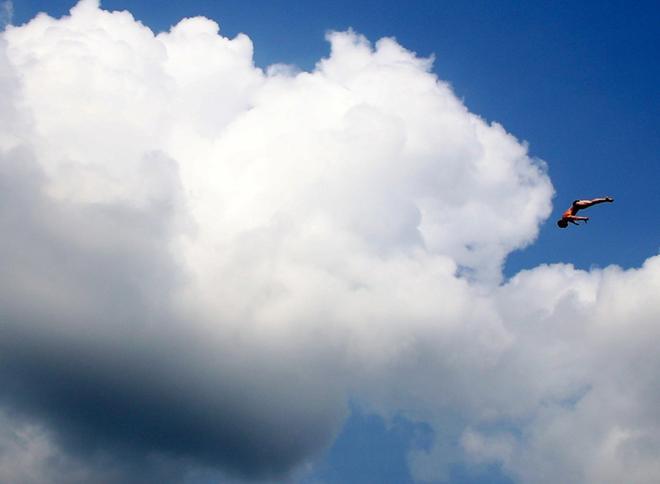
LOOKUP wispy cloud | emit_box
[0,1,12,29]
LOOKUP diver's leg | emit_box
[574,197,613,210]
[589,197,614,204]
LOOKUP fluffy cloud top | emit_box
[0,1,658,483]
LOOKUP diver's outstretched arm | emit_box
[568,216,589,225]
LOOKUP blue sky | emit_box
[5,1,660,483]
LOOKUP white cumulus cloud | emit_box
[0,1,658,483]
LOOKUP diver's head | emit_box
[557,219,568,228]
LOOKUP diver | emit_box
[557,197,614,228]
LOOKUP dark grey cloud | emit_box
[0,147,345,482]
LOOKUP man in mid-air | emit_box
[557,197,614,228]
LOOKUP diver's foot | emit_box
[606,197,614,202]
